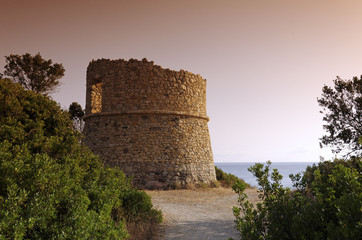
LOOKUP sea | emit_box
[215,162,318,189]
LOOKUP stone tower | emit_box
[83,58,216,189]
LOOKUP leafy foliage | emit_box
[300,156,361,189]
[318,76,362,156]
[232,160,362,240]
[2,53,65,95]
[215,166,250,188]
[0,79,162,239]
[116,189,163,240]
[68,102,85,132]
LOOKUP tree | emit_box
[0,79,162,239]
[2,53,65,95]
[69,102,85,132]
[318,76,362,156]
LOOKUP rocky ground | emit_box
[147,187,260,240]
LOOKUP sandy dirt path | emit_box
[147,187,260,240]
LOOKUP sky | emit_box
[2,0,362,162]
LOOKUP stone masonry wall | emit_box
[83,58,216,189]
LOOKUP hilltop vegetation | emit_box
[2,53,64,95]
[0,79,162,239]
[215,166,250,188]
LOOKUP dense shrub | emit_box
[116,189,163,240]
[0,79,161,239]
[300,156,361,189]
[232,160,361,240]
[215,166,250,188]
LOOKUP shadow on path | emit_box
[162,220,239,240]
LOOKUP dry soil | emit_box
[147,187,260,240]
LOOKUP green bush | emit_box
[0,79,161,239]
[232,160,362,240]
[119,189,162,223]
[115,189,162,240]
[300,157,361,189]
[215,166,250,188]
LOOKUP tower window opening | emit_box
[91,82,102,113]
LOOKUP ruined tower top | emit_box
[85,58,209,120]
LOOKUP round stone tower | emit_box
[83,58,216,189]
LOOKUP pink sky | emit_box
[2,0,362,162]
